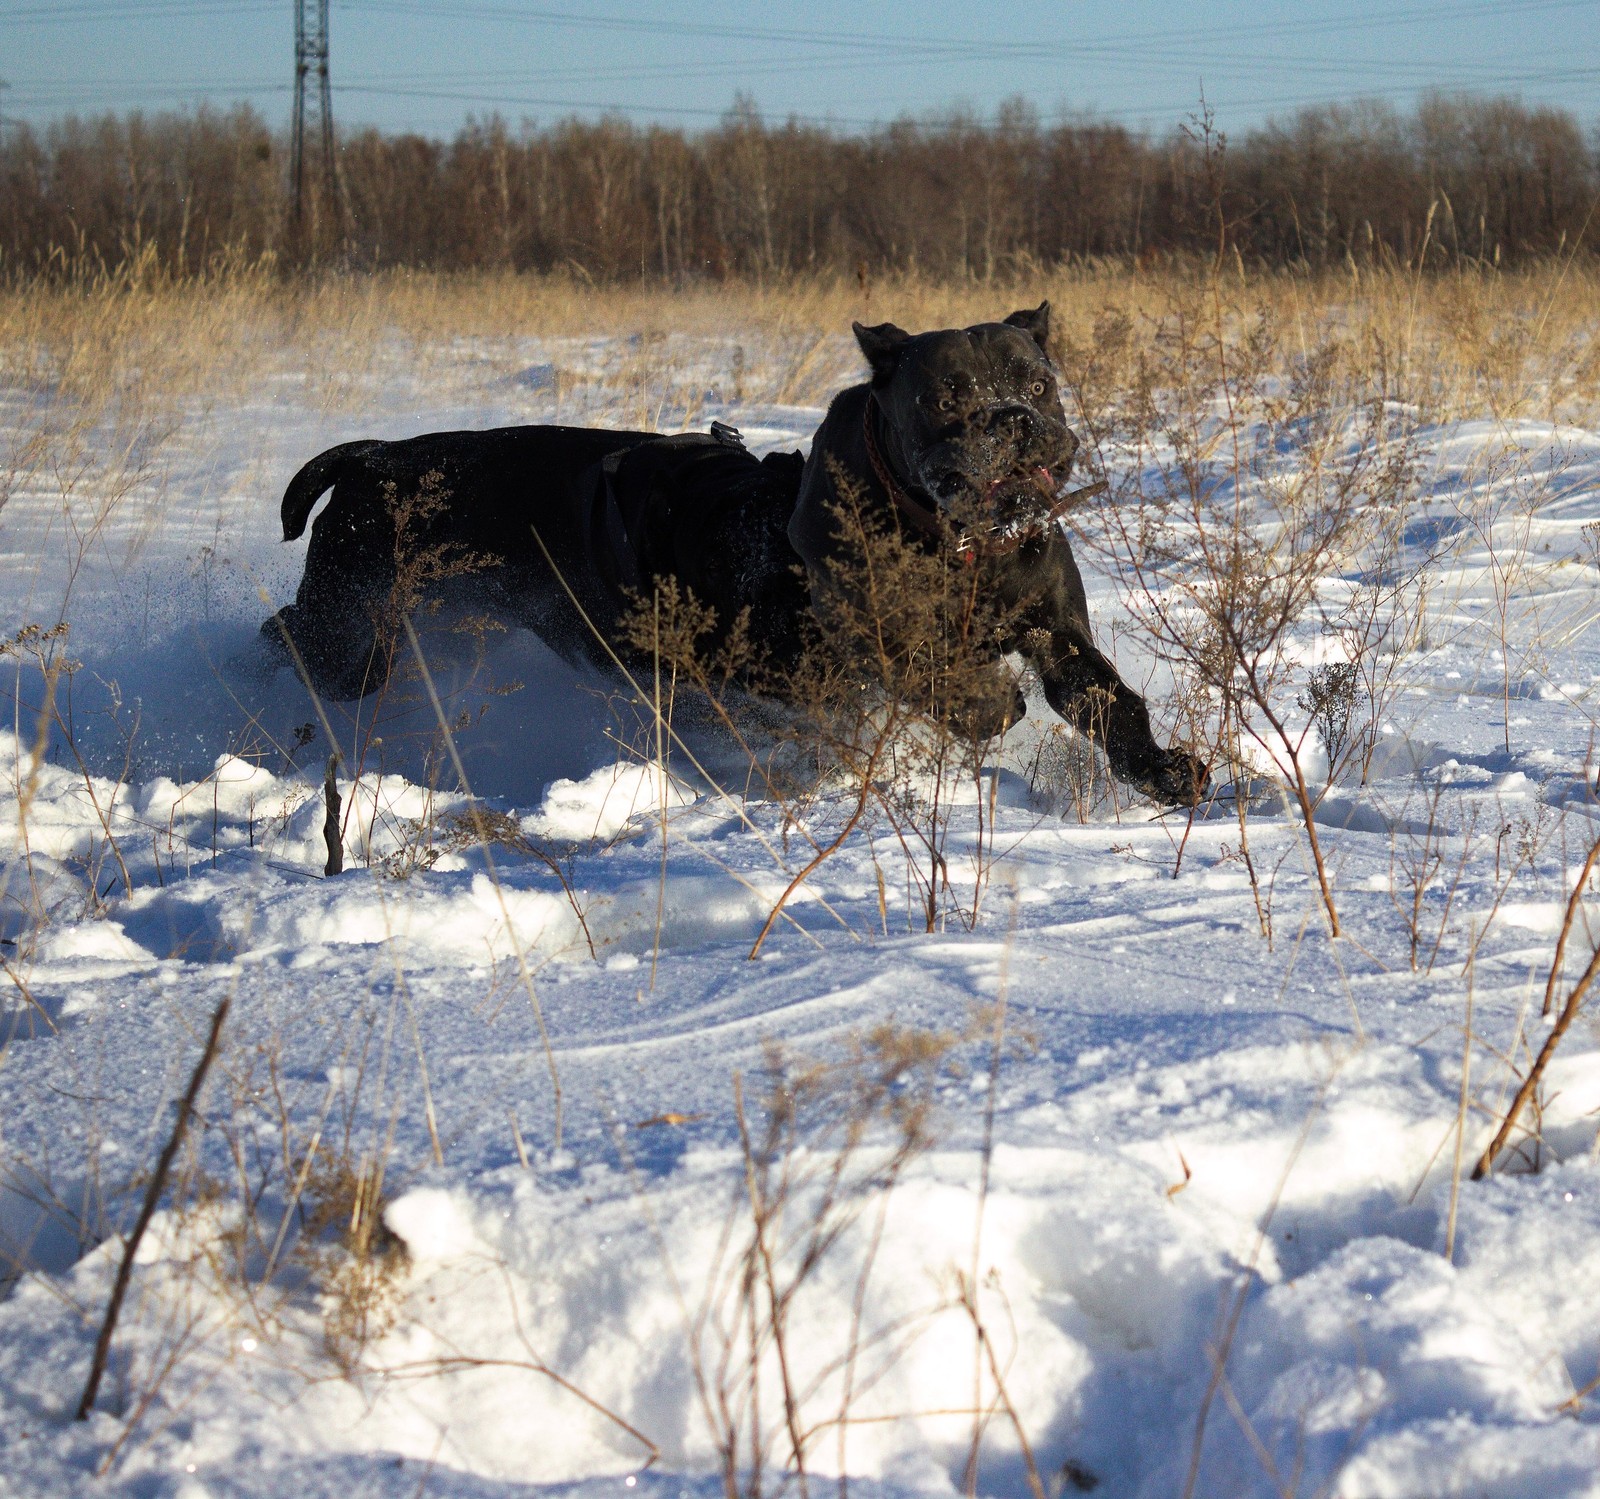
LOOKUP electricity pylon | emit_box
[290,0,340,243]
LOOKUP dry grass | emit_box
[3,261,1598,602]
[6,259,1600,436]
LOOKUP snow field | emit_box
[1,309,1600,1497]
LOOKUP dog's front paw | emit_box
[1134,747,1209,807]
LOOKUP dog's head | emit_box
[853,304,1079,529]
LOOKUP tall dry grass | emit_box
[7,258,1600,438]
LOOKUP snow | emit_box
[2,319,1600,1498]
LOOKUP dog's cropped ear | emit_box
[1003,302,1051,353]
[853,321,912,383]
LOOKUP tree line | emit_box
[2,92,1594,279]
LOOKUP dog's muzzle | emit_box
[865,395,1097,559]
[919,403,1075,504]
[922,435,1079,523]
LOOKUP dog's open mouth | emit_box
[973,466,1064,532]
[982,466,1057,504]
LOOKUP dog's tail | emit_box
[279,440,385,541]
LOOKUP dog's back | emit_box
[266,425,657,696]
[264,423,808,698]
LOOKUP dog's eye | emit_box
[937,393,955,412]
[1030,380,1048,397]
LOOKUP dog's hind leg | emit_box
[262,485,397,700]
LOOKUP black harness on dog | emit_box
[582,422,741,602]
[581,422,806,626]
[862,396,1106,561]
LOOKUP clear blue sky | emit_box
[5,0,1600,139]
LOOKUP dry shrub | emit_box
[175,1030,413,1377]
[788,462,1028,933]
[290,1151,410,1374]
[687,1022,964,1498]
[344,468,501,699]
[622,457,1029,945]
[1298,662,1365,785]
[1060,277,1437,938]
[1022,718,1109,822]
[379,804,533,879]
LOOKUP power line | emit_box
[15,37,1600,107]
[8,1,277,20]
[12,43,1600,112]
[329,73,1600,132]
[9,68,1600,132]
[329,0,1595,58]
[10,0,1590,50]
[6,0,1598,134]
[13,37,1600,107]
[11,78,288,99]
[19,48,1600,100]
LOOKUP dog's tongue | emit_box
[983,467,1057,503]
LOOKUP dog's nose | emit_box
[987,402,1038,439]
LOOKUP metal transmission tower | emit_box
[290,0,339,241]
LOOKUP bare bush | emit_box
[1298,662,1365,786]
[1054,254,1457,944]
[623,457,1027,949]
[681,1024,962,1497]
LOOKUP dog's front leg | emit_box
[1021,622,1203,804]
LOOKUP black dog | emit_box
[264,305,1200,801]
[263,422,806,700]
[789,304,1203,803]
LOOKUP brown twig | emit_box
[369,1353,660,1467]
[1472,831,1600,1180]
[1556,1367,1600,1415]
[1543,836,1600,1018]
[76,997,231,1421]
[1,951,58,1035]
[322,754,343,876]
[955,1270,1047,1499]
[733,1074,811,1496]
[747,736,887,960]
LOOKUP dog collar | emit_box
[862,394,943,541]
[862,396,1106,561]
